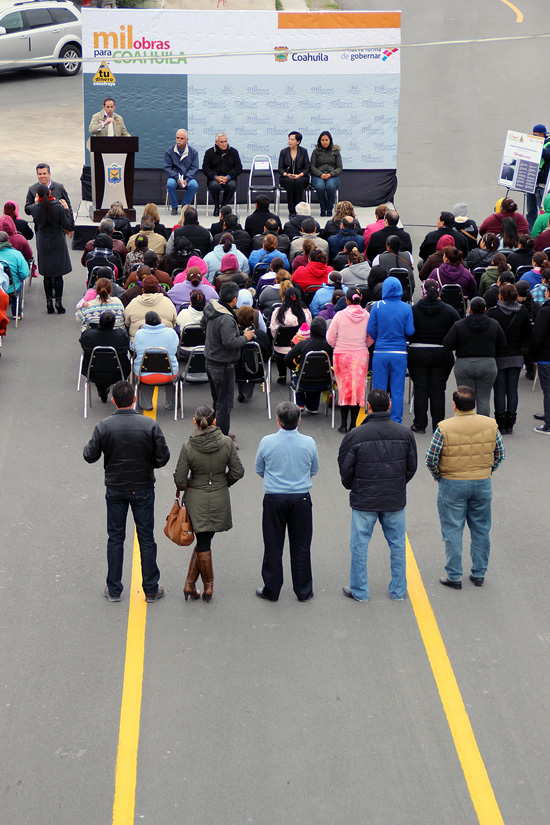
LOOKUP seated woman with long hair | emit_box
[269,287,311,384]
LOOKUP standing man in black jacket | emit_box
[201,281,254,438]
[529,283,550,433]
[202,133,242,217]
[338,389,417,602]
[83,380,170,603]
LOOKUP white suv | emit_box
[0,0,82,76]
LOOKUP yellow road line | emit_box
[406,537,505,825]
[498,0,523,23]
[112,391,158,825]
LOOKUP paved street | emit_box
[1,2,550,823]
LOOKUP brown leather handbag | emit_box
[164,489,194,546]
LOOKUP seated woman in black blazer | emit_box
[278,131,310,218]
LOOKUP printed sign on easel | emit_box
[498,130,544,193]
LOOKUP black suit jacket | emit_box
[25,180,72,215]
[366,226,413,262]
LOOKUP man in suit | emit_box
[88,97,131,138]
[24,163,72,216]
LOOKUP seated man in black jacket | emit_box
[83,379,170,603]
[244,194,282,238]
[202,133,242,217]
[213,214,252,256]
[366,210,412,262]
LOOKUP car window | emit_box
[25,8,54,28]
[51,8,78,23]
[0,10,24,33]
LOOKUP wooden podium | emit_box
[89,136,139,222]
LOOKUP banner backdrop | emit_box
[82,9,401,170]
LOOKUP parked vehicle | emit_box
[0,0,82,76]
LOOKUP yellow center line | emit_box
[406,537,505,825]
[499,0,523,22]
[112,389,158,825]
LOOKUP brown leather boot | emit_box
[196,551,214,602]
[183,550,201,601]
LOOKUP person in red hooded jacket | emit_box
[292,248,333,293]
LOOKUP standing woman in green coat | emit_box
[174,405,244,602]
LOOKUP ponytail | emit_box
[194,404,215,430]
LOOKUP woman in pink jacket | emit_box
[327,287,374,433]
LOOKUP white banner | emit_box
[498,130,543,194]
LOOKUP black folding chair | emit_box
[440,284,466,318]
[82,345,127,418]
[387,267,413,303]
[269,325,299,384]
[290,350,336,428]
[515,265,532,279]
[235,341,271,419]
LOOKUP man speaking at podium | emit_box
[89,97,131,137]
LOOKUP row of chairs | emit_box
[165,154,339,217]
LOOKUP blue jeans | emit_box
[167,177,198,210]
[371,351,408,422]
[493,366,521,416]
[349,508,407,600]
[437,477,493,581]
[105,486,160,597]
[310,175,340,213]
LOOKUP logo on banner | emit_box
[275,46,289,63]
[382,48,399,61]
[107,164,122,185]
[92,61,115,86]
[93,24,186,64]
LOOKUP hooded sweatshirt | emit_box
[326,303,373,354]
[204,244,250,283]
[367,277,415,351]
[292,260,333,291]
[0,216,33,262]
[442,312,506,358]
[435,261,478,299]
[532,193,550,239]
[124,291,177,340]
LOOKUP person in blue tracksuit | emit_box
[367,276,415,423]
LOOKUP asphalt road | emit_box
[1,2,550,823]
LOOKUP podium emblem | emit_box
[107,164,122,185]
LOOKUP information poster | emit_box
[498,130,543,194]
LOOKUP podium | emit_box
[89,136,139,222]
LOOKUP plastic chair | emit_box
[247,155,279,213]
[178,323,205,359]
[387,267,414,303]
[82,346,127,418]
[515,265,532,279]
[135,347,182,421]
[440,284,466,318]
[290,350,336,428]
[234,341,271,419]
[304,284,323,306]
[472,267,486,286]
[85,257,118,288]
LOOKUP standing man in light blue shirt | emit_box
[255,401,319,603]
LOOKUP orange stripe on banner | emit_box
[278,12,401,30]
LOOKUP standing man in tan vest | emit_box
[425,385,505,590]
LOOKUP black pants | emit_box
[279,177,308,215]
[208,179,237,208]
[408,347,454,431]
[261,493,313,600]
[206,360,235,435]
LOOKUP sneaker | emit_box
[145,586,165,603]
[104,585,121,602]
[534,425,550,435]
